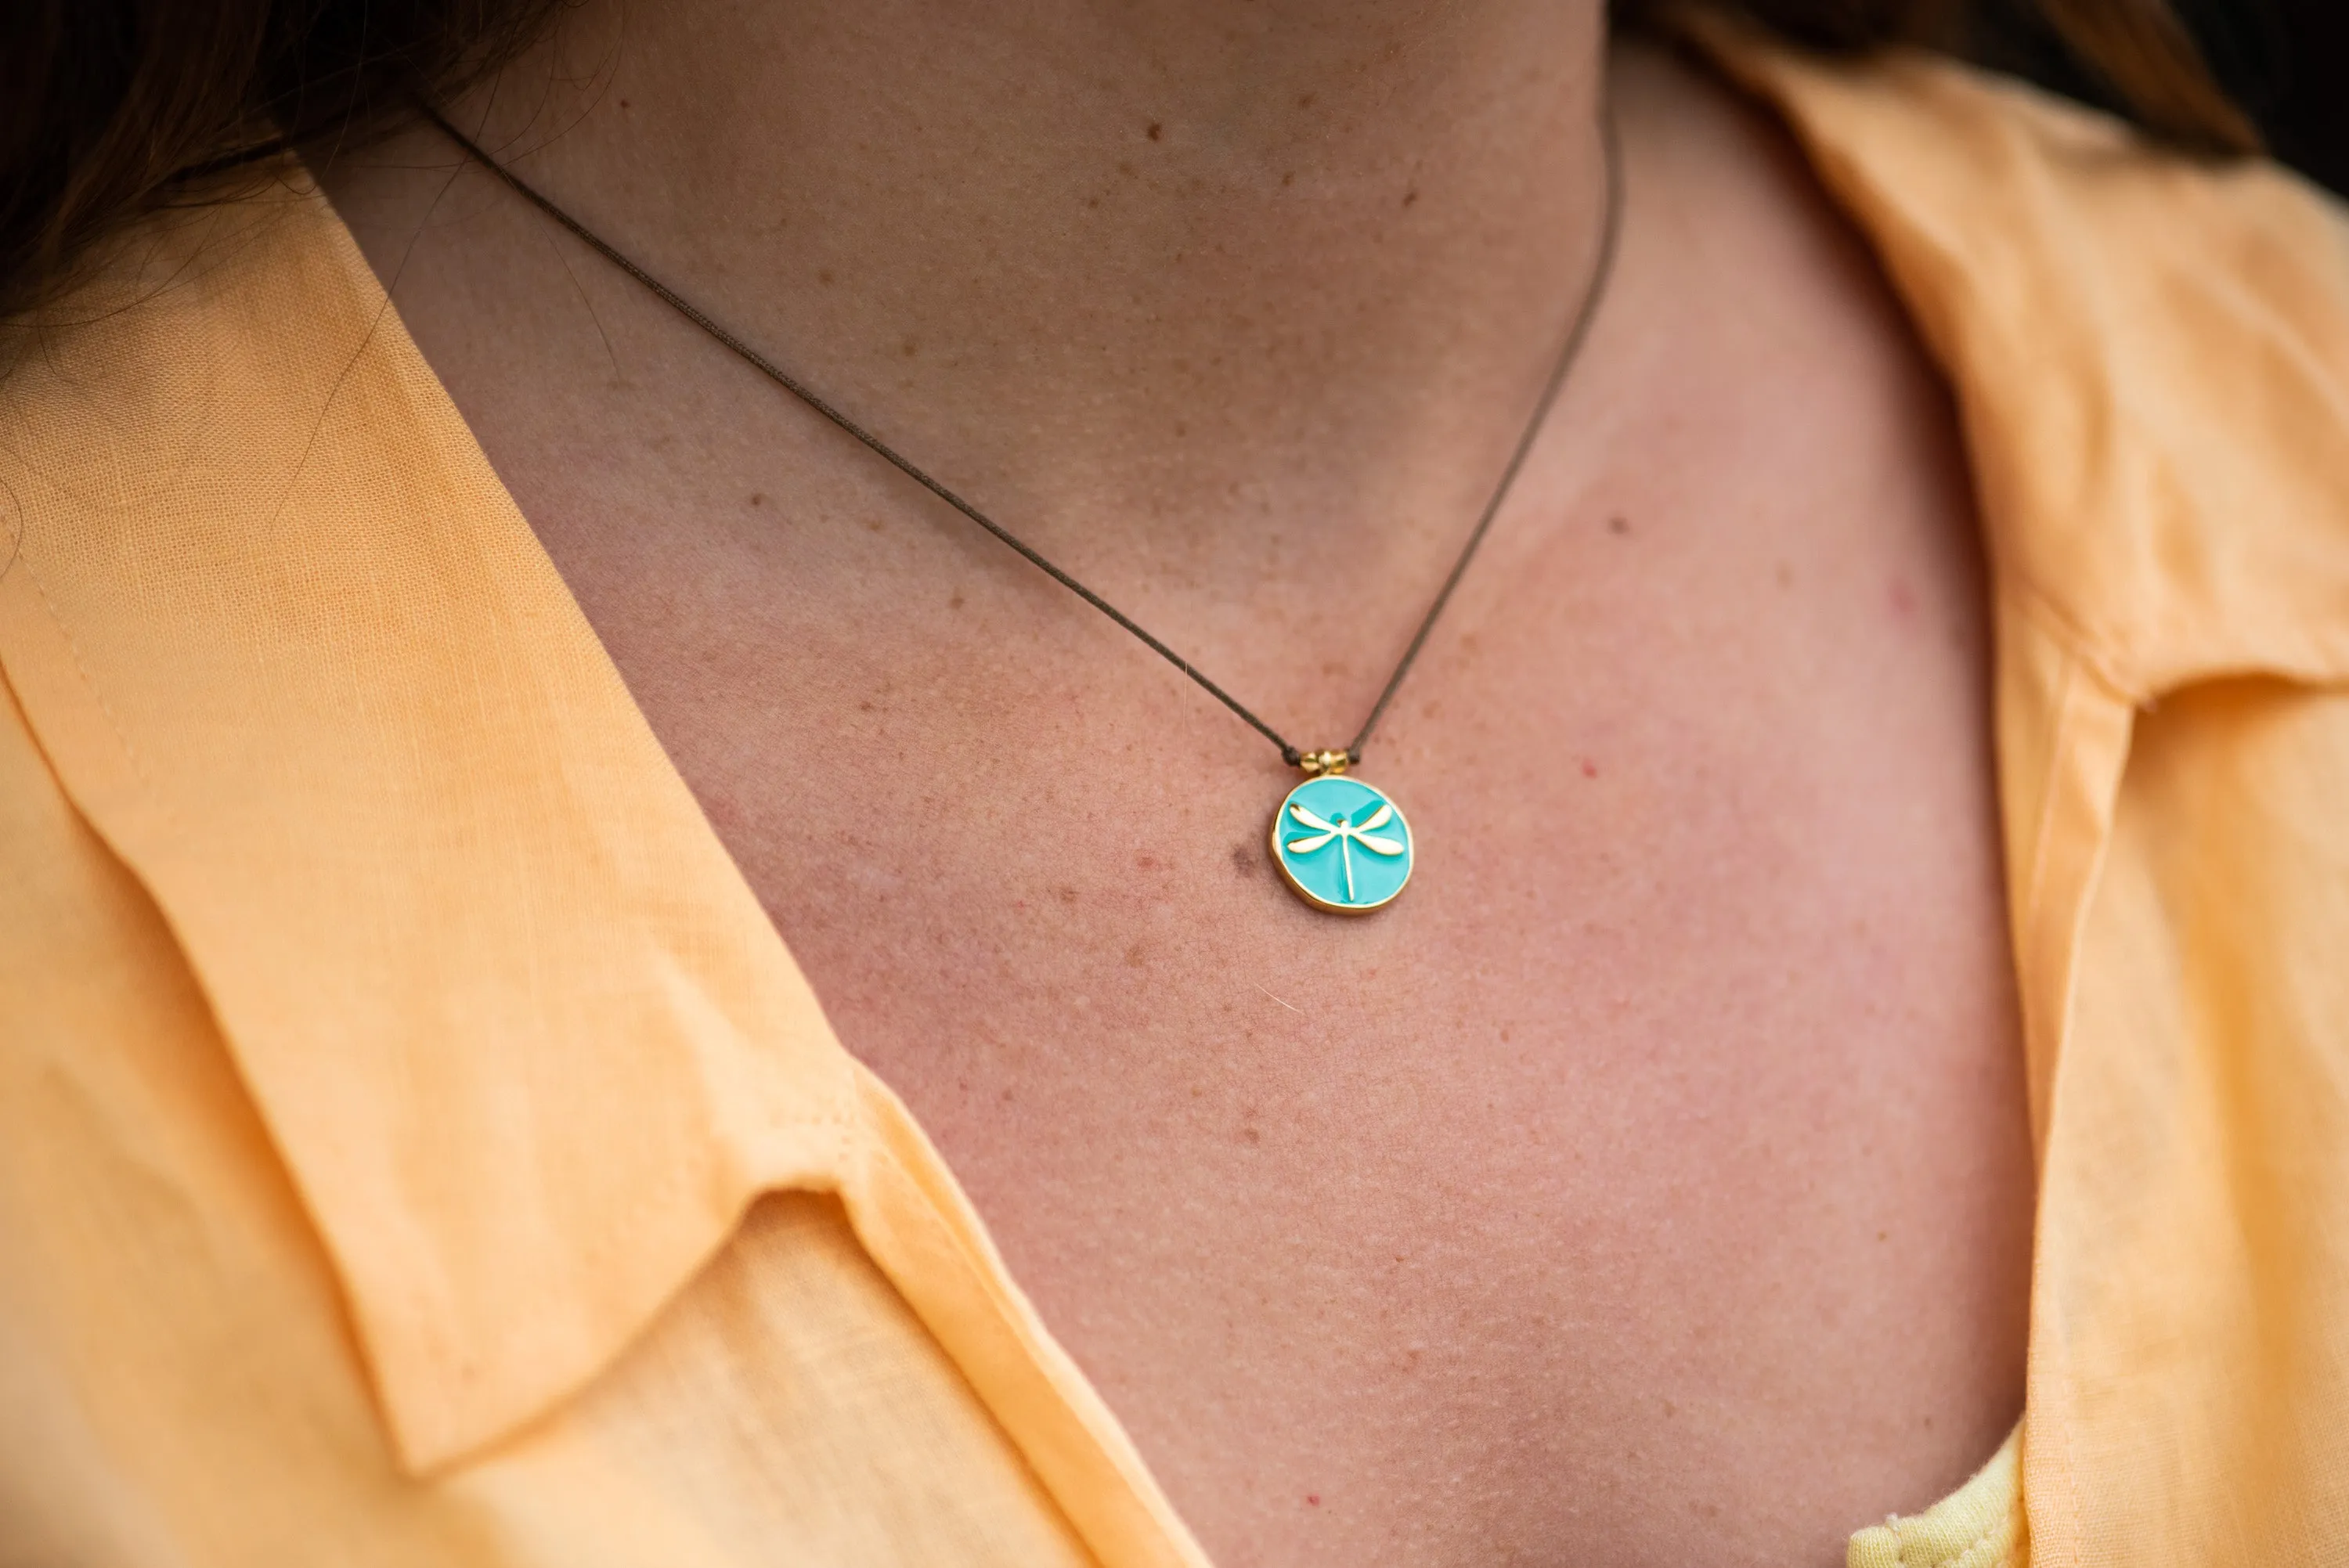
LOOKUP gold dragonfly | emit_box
[1283,799,1406,903]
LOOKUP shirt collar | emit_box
[1695,17,2349,701]
[0,184,864,1472]
[0,186,1223,1566]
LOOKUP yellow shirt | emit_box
[3,27,2346,1568]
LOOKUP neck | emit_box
[388,0,1613,538]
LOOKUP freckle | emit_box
[1402,188,1419,208]
[864,517,885,532]
[1607,514,1629,535]
[1878,1230,1889,1242]
[999,1087,1014,1103]
[1174,421,1187,438]
[1298,92,1316,108]
[1663,1399,1678,1417]
[818,269,835,286]
[1281,171,1295,187]
[858,699,875,712]
[1580,759,1598,779]
[1146,121,1163,141]
[1125,942,1147,968]
[948,590,965,610]
[1056,886,1078,904]
[1085,195,1100,208]
[901,337,918,357]
[1117,160,1136,178]
[748,492,764,506]
[1243,1126,1261,1144]
[1232,844,1257,876]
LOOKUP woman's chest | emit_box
[533,435,2033,1563]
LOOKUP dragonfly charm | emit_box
[1284,799,1405,902]
[1269,774,1414,913]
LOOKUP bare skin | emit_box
[327,3,2034,1562]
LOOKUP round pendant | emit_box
[1270,774,1414,914]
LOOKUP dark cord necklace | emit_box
[423,101,1624,914]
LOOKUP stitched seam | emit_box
[2036,677,2123,1568]
[2003,604,2110,1568]
[2017,650,2077,983]
[5,538,171,830]
[2009,654,2123,1568]
[847,1098,1195,1564]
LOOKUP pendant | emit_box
[1270,752,1414,914]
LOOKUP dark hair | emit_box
[0,0,2257,326]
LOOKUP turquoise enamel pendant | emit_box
[1271,758,1413,914]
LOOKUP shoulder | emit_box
[1,168,442,544]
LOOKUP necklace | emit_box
[424,103,1623,914]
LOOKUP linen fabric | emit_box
[2,24,2346,1568]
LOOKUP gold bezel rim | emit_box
[1268,776,1413,915]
